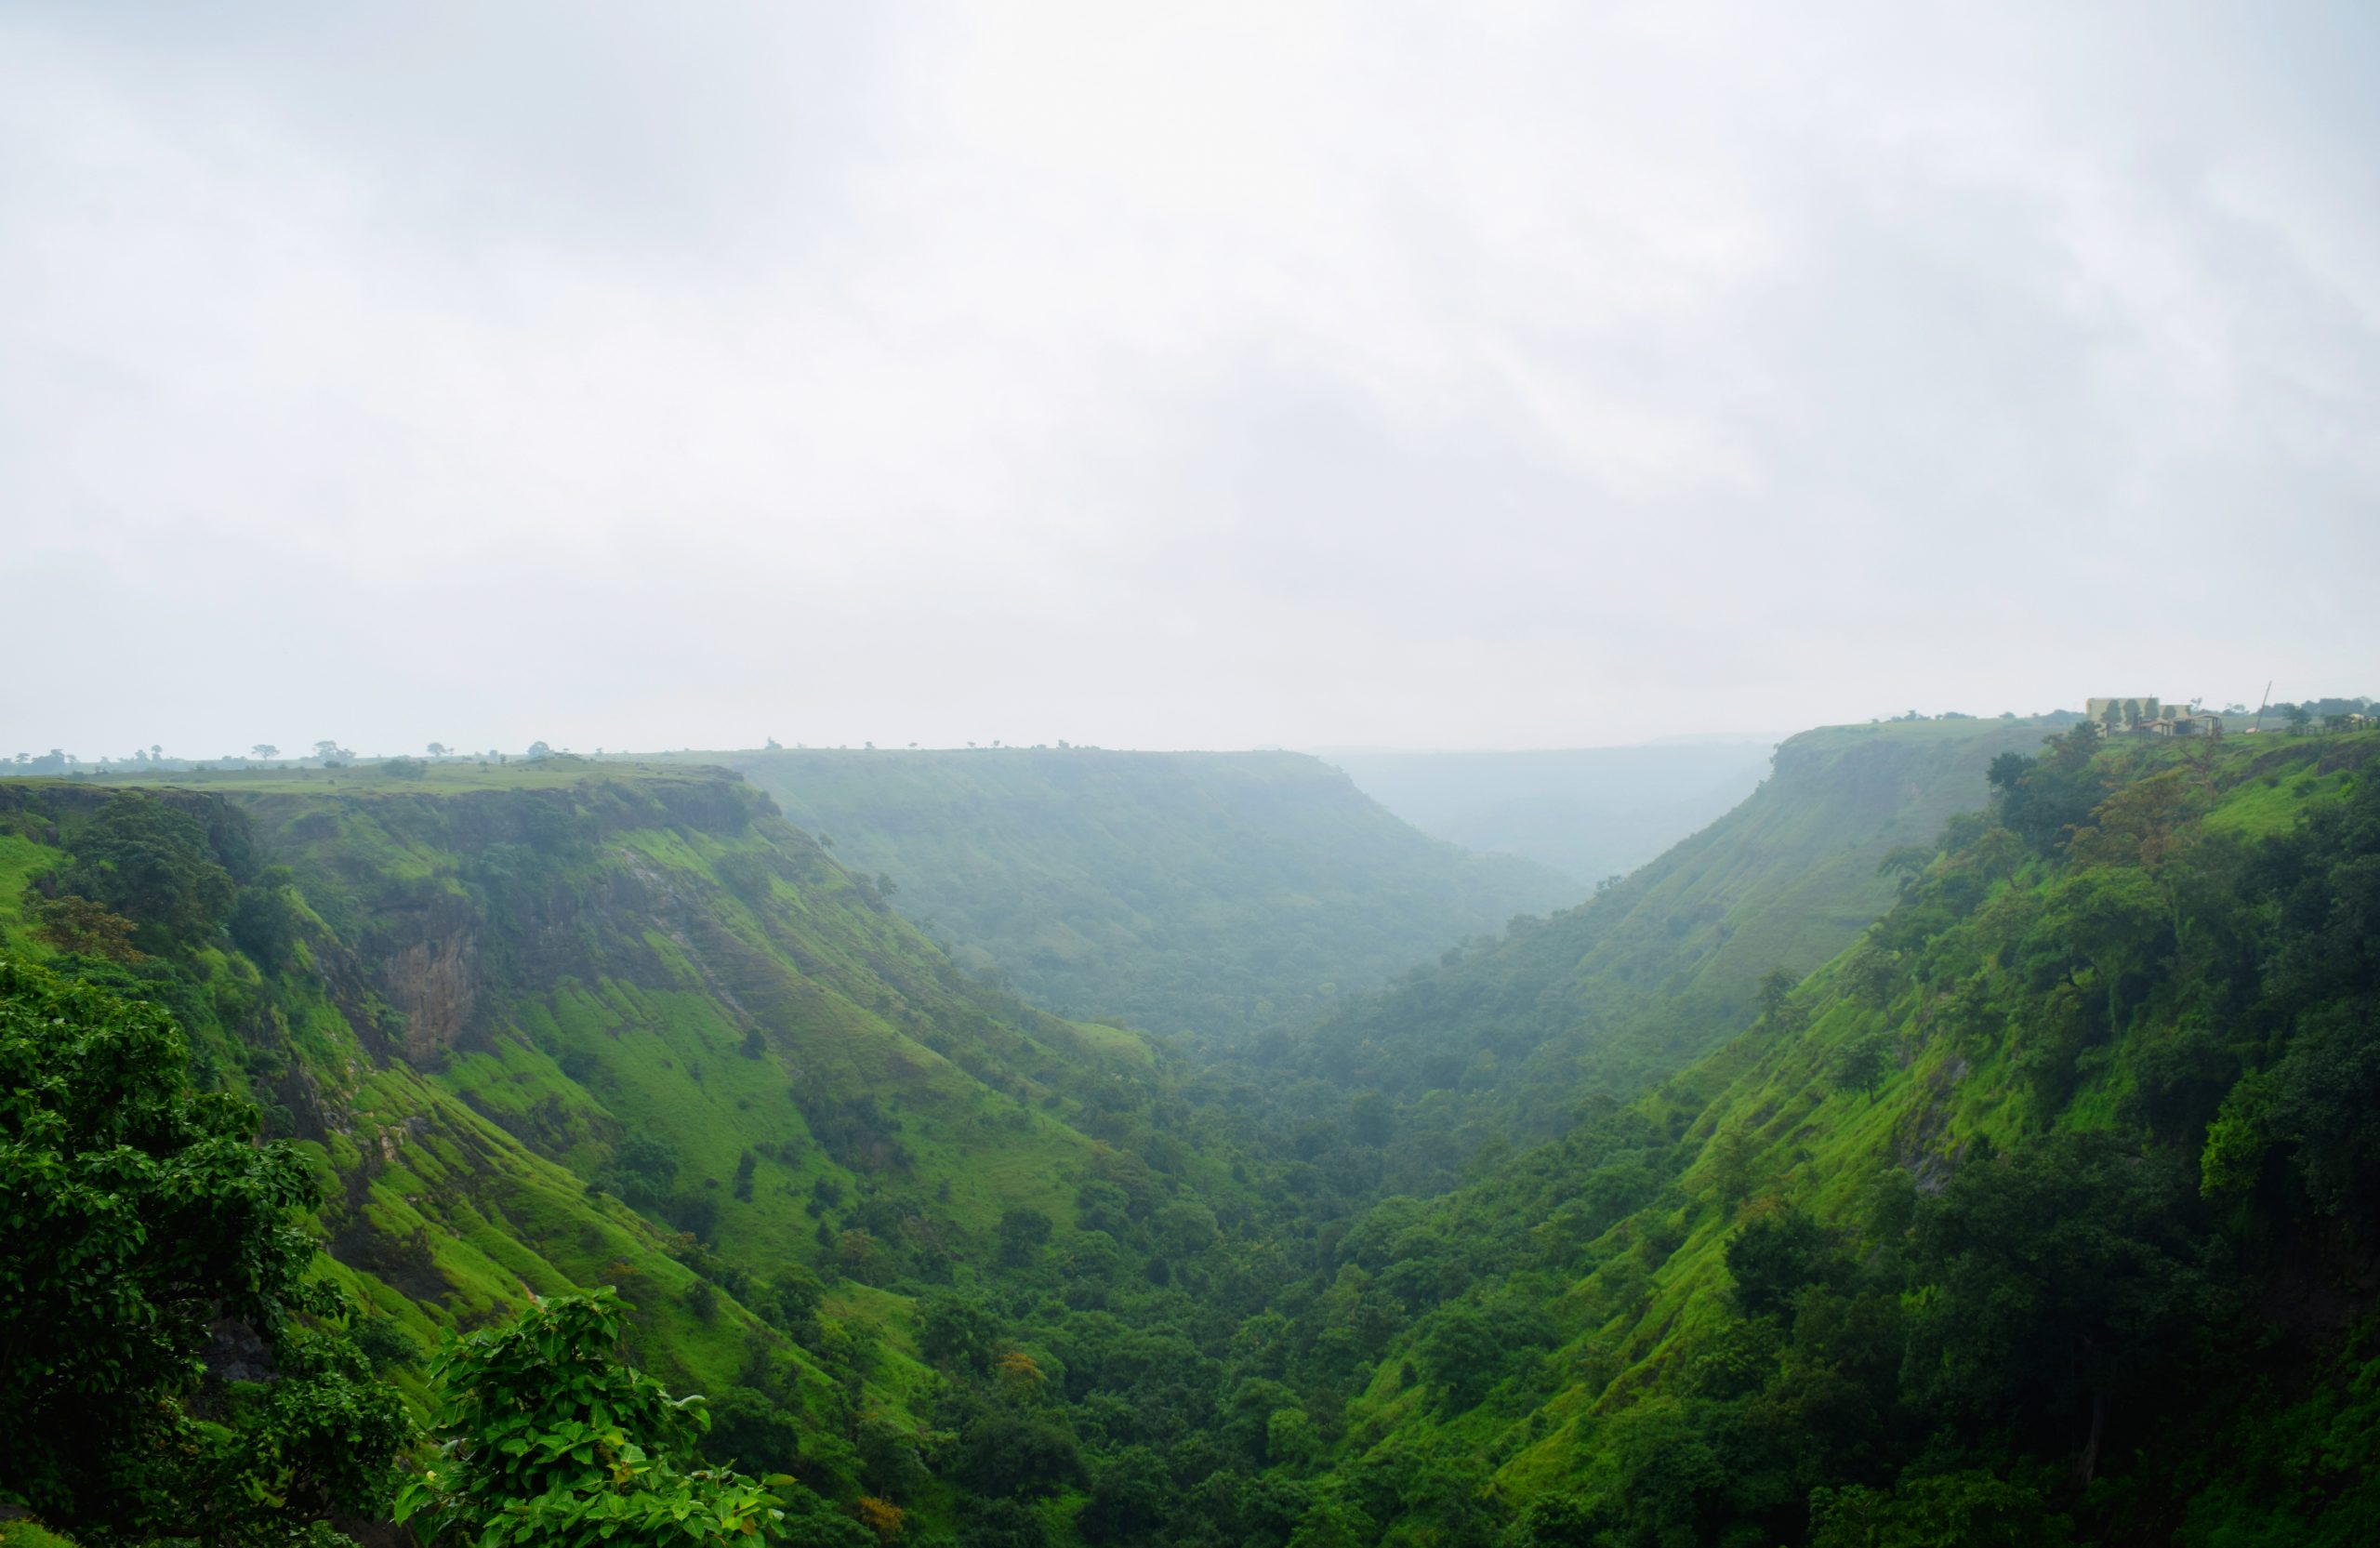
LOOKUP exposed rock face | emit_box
[384,929,477,1065]
[201,1316,277,1386]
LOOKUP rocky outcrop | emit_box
[383,929,478,1066]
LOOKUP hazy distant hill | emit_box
[1289,719,2051,1152]
[1313,741,1774,884]
[690,748,1580,1038]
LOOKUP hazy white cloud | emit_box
[4,0,2375,757]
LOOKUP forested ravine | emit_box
[5,724,2378,1545]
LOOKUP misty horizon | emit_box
[7,3,2376,757]
[20,697,2360,771]
[0,709,2129,768]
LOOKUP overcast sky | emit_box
[6,2,2375,759]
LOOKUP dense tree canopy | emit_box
[0,956,408,1543]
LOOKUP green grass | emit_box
[0,833,60,951]
[1064,1017,1160,1068]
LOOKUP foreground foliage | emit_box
[396,1289,862,1546]
[0,956,409,1544]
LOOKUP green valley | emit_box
[12,10,2369,1543]
[7,720,2379,1546]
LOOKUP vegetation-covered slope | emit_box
[0,762,1289,1540]
[1245,727,2380,1545]
[1314,744,1771,886]
[690,748,1577,1038]
[1265,720,2050,1171]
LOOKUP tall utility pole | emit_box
[2253,681,2273,734]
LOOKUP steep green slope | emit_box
[1264,728,2380,1545]
[1276,720,2050,1170]
[0,762,1272,1536]
[683,748,1577,1038]
[1314,743,1771,885]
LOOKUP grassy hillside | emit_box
[677,748,1578,1039]
[1256,727,2380,1545]
[1269,719,2052,1179]
[1314,743,1772,886]
[0,761,1280,1538]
